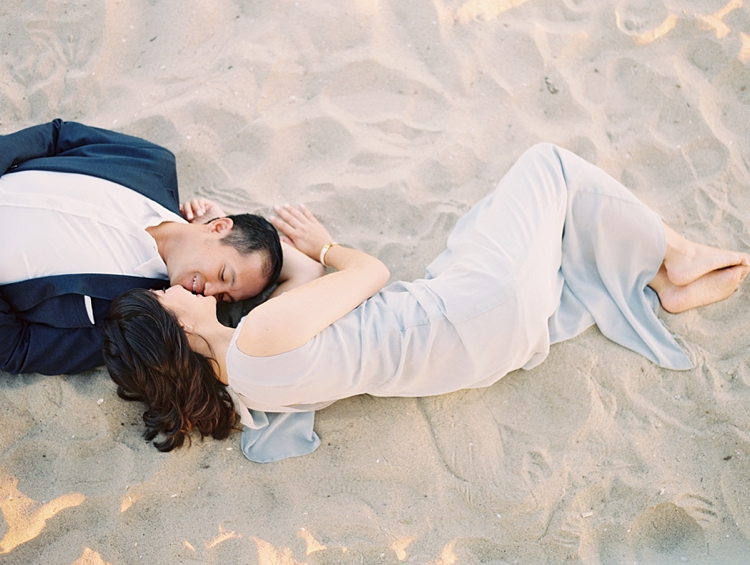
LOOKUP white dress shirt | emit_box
[0,169,185,322]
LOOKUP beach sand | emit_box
[2,0,750,563]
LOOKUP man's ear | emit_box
[208,217,234,234]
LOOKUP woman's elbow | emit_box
[374,259,390,287]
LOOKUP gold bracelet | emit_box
[319,242,340,267]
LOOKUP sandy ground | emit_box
[2,0,750,563]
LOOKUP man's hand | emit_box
[180,198,227,224]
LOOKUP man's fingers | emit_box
[191,199,206,217]
[181,203,195,220]
[180,198,211,221]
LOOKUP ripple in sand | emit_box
[454,0,532,24]
[695,0,743,39]
[0,475,85,554]
[71,548,113,565]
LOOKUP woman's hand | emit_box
[180,198,227,224]
[239,220,390,357]
[269,204,333,261]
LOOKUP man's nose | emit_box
[202,281,223,297]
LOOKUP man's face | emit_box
[167,218,269,302]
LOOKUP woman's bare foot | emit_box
[649,224,750,313]
[655,264,749,313]
[663,224,750,285]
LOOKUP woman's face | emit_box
[155,285,217,331]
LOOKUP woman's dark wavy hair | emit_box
[102,288,238,451]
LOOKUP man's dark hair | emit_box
[221,214,283,289]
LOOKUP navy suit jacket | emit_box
[0,119,181,375]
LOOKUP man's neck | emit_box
[145,221,176,262]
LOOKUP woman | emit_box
[103,144,749,461]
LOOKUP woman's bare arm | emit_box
[237,204,389,357]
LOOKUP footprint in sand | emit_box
[674,493,718,528]
[521,450,552,489]
[627,502,707,562]
[720,452,750,541]
[615,0,676,44]
[582,501,708,564]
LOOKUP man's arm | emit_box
[0,295,103,375]
[0,119,165,173]
[0,119,180,213]
[270,242,326,297]
[0,119,67,173]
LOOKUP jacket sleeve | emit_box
[0,119,180,214]
[0,120,63,173]
[0,119,168,174]
[0,293,104,375]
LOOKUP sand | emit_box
[1,0,750,563]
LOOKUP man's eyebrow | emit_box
[229,270,237,302]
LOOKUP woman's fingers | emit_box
[268,214,292,236]
[299,203,319,223]
[284,203,322,229]
[273,204,304,228]
[270,204,333,260]
[273,204,316,232]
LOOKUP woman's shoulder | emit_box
[227,316,314,387]
[233,294,299,357]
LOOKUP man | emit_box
[0,119,322,375]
